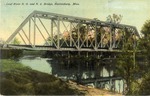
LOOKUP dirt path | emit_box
[68,80,122,96]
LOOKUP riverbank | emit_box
[0,59,84,95]
[0,59,121,95]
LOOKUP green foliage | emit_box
[0,38,5,44]
[115,41,138,94]
[138,20,150,74]
[141,20,150,37]
[138,72,150,95]
[136,19,150,95]
[1,49,23,59]
[106,14,123,24]
[0,78,19,95]
[139,20,150,62]
[11,38,21,44]
[0,59,30,72]
[130,80,140,95]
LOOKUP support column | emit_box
[122,27,126,49]
[77,51,81,83]
[67,51,70,69]
[94,21,97,50]
[86,52,89,72]
[77,22,80,49]
[86,24,89,47]
[29,18,31,45]
[100,27,103,48]
[33,15,36,47]
[112,28,116,48]
[78,51,81,74]
[51,19,54,46]
[109,25,113,50]
[57,17,60,49]
[70,22,72,47]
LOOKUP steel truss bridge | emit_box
[3,10,140,51]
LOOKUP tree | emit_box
[139,20,150,67]
[0,38,5,44]
[11,38,21,44]
[137,20,150,94]
[106,14,123,24]
[115,41,139,94]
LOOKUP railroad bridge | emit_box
[3,10,140,51]
[2,11,141,93]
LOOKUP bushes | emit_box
[1,59,31,72]
[138,72,150,95]
[0,70,82,95]
[0,78,19,95]
[1,49,23,59]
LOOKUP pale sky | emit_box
[0,0,150,41]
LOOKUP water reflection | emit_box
[19,55,124,93]
[20,56,52,74]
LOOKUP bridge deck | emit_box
[7,45,121,52]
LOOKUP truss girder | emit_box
[3,10,140,51]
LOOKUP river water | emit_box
[19,55,124,93]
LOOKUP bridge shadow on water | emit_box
[47,59,109,79]
[18,50,124,93]
[45,51,116,80]
[44,51,124,93]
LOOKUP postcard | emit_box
[0,0,150,95]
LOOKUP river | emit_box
[19,55,124,93]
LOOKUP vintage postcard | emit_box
[0,0,150,95]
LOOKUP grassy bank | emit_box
[0,59,84,95]
[0,59,30,72]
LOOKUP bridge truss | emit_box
[3,11,140,51]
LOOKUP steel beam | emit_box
[3,10,140,52]
[29,18,31,45]
[57,17,60,49]
[94,21,97,50]
[51,19,54,46]
[3,11,35,47]
[70,22,72,47]
[33,15,36,47]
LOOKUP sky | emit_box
[0,0,150,41]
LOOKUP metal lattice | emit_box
[3,10,140,51]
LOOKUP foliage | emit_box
[136,20,150,95]
[0,38,5,44]
[1,49,23,59]
[139,20,150,67]
[115,41,138,94]
[0,59,30,72]
[11,38,21,44]
[138,72,150,95]
[106,14,123,24]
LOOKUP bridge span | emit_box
[3,10,140,51]
[1,11,141,94]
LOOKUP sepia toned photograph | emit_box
[0,0,150,95]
